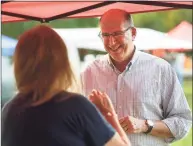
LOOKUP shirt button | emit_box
[119,106,122,109]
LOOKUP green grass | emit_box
[171,79,192,146]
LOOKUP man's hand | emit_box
[88,89,116,116]
[119,116,147,134]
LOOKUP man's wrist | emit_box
[143,120,154,134]
[142,120,148,133]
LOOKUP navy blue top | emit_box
[2,91,115,146]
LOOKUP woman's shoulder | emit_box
[52,91,98,119]
[2,93,21,112]
[54,91,92,109]
[54,91,87,103]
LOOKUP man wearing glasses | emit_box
[81,9,192,146]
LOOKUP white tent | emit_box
[54,27,192,51]
[134,28,192,50]
[54,28,104,51]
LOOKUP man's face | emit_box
[100,12,134,63]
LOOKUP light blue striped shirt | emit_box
[81,49,192,146]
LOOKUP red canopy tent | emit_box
[152,21,192,60]
[1,1,193,23]
[168,21,192,43]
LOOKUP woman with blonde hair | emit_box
[2,25,130,146]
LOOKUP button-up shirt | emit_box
[81,49,192,146]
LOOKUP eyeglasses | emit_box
[98,27,132,40]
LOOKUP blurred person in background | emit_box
[174,53,185,85]
[81,9,192,146]
[163,50,185,85]
[2,25,131,146]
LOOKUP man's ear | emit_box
[131,27,137,41]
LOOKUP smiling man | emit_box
[98,9,135,72]
[81,9,192,146]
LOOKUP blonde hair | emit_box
[14,25,78,106]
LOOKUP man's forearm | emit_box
[142,120,174,138]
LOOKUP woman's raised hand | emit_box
[88,89,116,116]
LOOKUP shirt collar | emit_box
[107,46,140,72]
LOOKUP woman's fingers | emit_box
[89,90,103,105]
[89,90,115,114]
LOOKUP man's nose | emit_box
[108,35,116,47]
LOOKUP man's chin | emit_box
[112,56,125,63]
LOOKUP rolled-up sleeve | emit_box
[161,63,192,143]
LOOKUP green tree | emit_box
[2,18,99,39]
[133,9,192,32]
[2,22,24,39]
